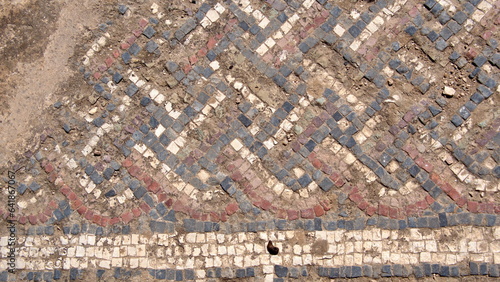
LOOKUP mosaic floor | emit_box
[1,0,499,280]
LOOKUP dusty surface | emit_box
[0,0,102,165]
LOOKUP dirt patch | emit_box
[311,239,329,255]
[0,0,59,71]
[0,0,60,138]
[0,0,102,165]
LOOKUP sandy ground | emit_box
[0,0,101,165]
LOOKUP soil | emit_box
[0,0,103,166]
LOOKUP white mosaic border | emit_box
[1,226,499,275]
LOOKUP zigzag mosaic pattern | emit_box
[1,0,499,280]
